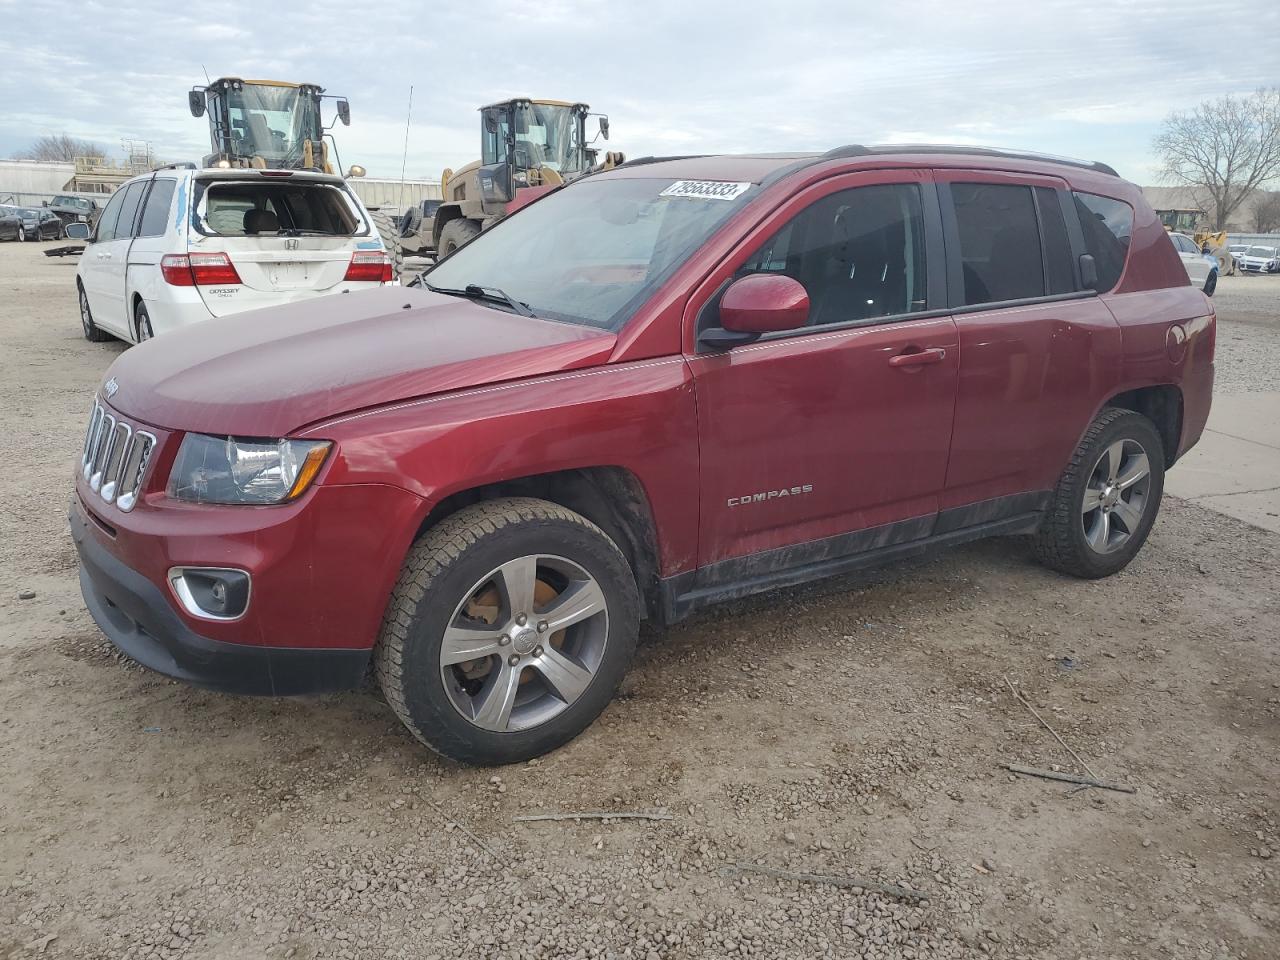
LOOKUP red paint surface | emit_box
[83,150,1216,652]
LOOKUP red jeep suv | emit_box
[71,145,1215,764]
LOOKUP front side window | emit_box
[735,183,928,326]
[92,186,130,243]
[425,177,756,330]
[951,183,1045,305]
[1073,192,1133,292]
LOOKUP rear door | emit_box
[688,170,959,575]
[188,175,378,318]
[937,172,1123,513]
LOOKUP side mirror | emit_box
[701,274,809,349]
[188,91,205,118]
[65,222,90,240]
[599,116,610,140]
[1078,253,1099,290]
[337,99,351,126]
[346,164,366,178]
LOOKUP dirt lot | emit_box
[2,241,1278,960]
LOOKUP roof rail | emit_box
[821,144,1119,178]
[154,161,198,171]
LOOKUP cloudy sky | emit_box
[2,0,1278,185]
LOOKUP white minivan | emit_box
[70,166,394,343]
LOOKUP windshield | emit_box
[425,177,757,330]
[483,102,588,178]
[226,84,322,164]
[1246,245,1277,257]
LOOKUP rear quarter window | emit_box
[1072,192,1133,292]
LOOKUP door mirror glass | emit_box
[1078,253,1099,289]
[721,274,810,334]
[65,222,90,240]
[599,116,610,140]
[337,99,351,126]
[188,90,205,118]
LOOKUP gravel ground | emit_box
[1,242,1278,959]
[1209,275,1280,394]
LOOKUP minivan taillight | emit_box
[344,251,393,283]
[160,253,242,286]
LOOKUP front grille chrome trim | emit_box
[80,399,157,513]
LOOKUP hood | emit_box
[104,287,617,436]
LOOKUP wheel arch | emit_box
[409,466,662,620]
[1103,384,1184,467]
[432,204,465,247]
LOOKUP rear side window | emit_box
[197,181,364,237]
[736,183,929,326]
[137,179,177,238]
[1073,192,1132,292]
[951,183,1045,305]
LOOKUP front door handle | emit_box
[889,347,947,368]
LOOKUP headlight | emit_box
[167,434,331,505]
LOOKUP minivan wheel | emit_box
[78,283,110,342]
[1204,270,1217,296]
[375,498,639,765]
[134,301,154,342]
[1034,408,1165,579]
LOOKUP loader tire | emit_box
[437,218,481,258]
[370,209,405,281]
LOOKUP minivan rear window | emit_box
[195,180,365,237]
[1073,193,1133,292]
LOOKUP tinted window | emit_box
[736,183,928,326]
[1073,193,1132,292]
[138,179,177,238]
[99,182,144,242]
[92,189,128,243]
[1035,187,1076,295]
[951,183,1044,304]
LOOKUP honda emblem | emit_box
[285,237,299,251]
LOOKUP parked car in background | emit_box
[0,205,23,240]
[45,194,103,228]
[18,207,64,240]
[68,166,394,344]
[1227,244,1249,270]
[71,146,1216,764]
[1238,244,1280,274]
[1168,231,1218,294]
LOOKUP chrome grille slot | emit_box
[80,398,157,513]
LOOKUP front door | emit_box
[687,171,958,581]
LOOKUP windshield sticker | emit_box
[659,180,751,201]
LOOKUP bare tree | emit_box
[1154,88,1280,230]
[1252,191,1280,233]
[15,134,107,162]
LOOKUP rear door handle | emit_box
[889,347,947,368]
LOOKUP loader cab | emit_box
[190,78,349,173]
[478,99,605,211]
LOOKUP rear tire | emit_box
[437,218,481,258]
[374,498,639,765]
[134,301,153,342]
[1034,408,1165,579]
[369,209,404,281]
[78,282,110,342]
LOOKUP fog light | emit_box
[168,567,251,620]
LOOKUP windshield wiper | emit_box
[424,281,536,318]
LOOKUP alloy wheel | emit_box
[1081,438,1151,554]
[440,554,609,733]
[79,289,92,337]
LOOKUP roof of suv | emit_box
[602,144,1122,187]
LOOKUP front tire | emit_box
[375,498,639,765]
[437,218,481,258]
[78,282,110,342]
[16,224,25,242]
[1204,270,1217,296]
[1034,408,1165,579]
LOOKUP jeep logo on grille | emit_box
[103,377,119,399]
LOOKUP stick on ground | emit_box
[428,800,500,859]
[1003,763,1136,794]
[1003,674,1100,779]
[721,862,927,902]
[512,809,672,823]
